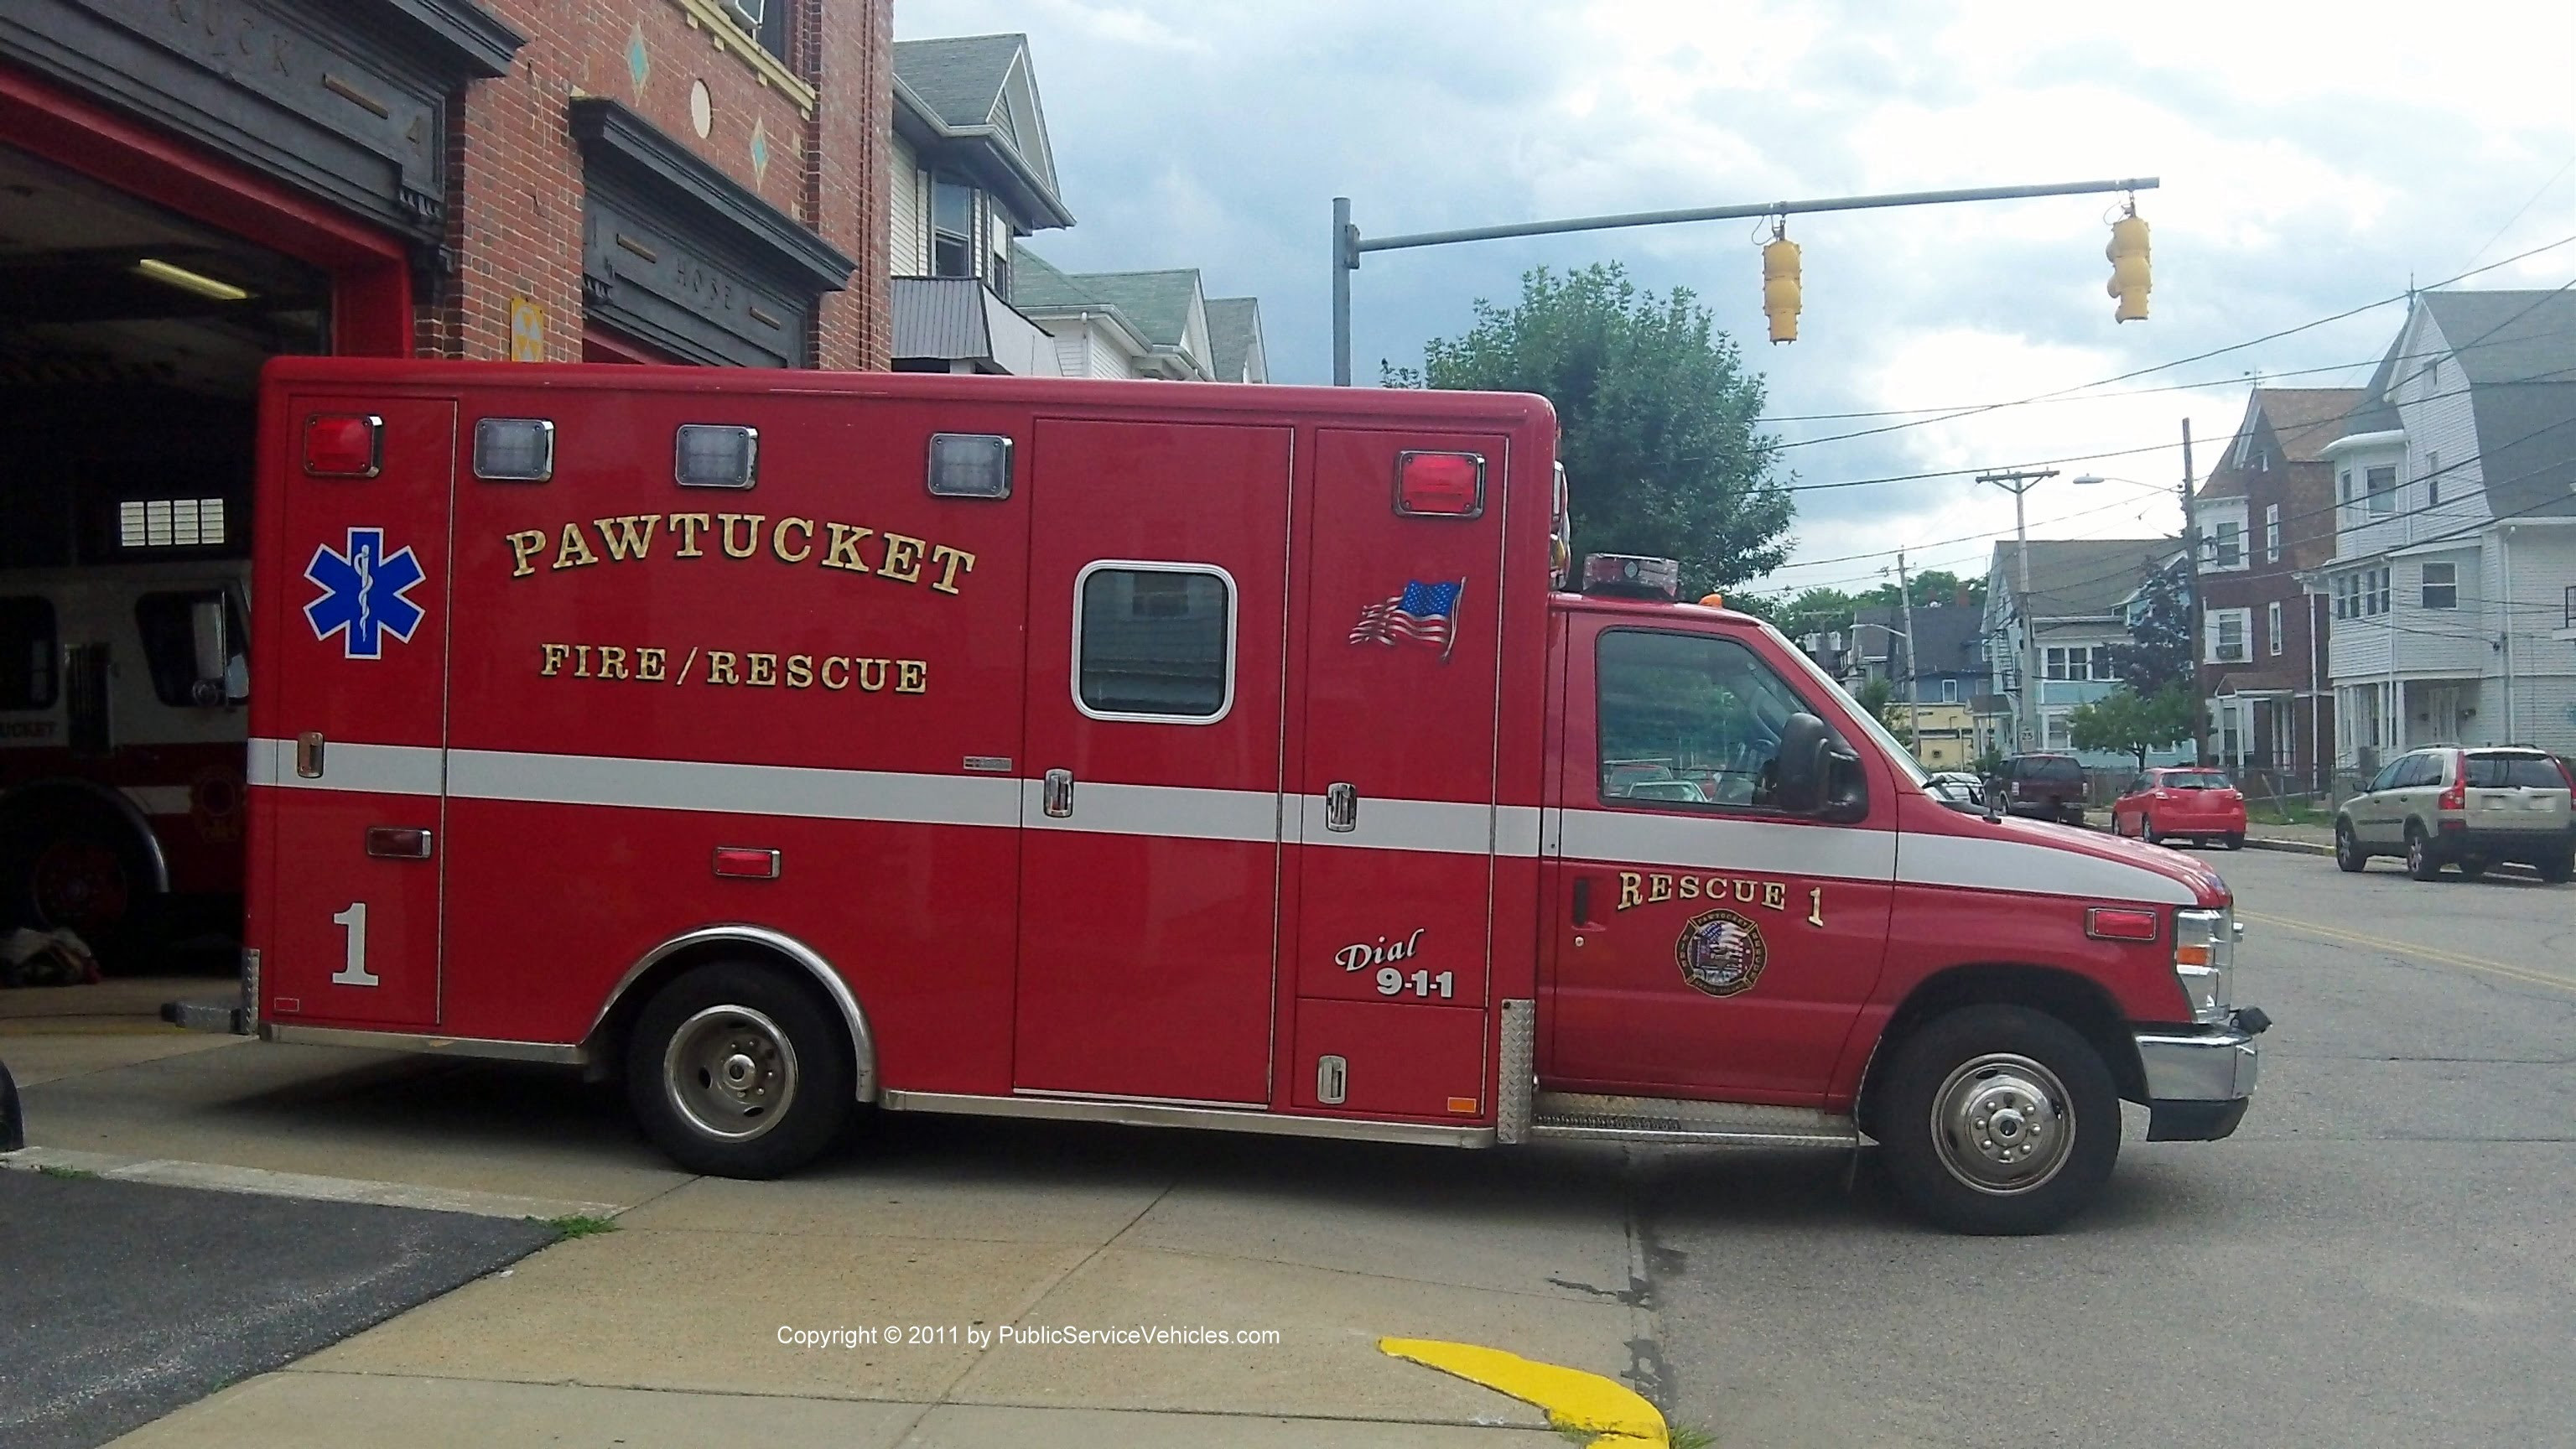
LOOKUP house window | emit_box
[2212,520,2242,569]
[2425,450,2441,507]
[1942,677,1959,702]
[2264,504,2281,564]
[2333,573,2356,621]
[2338,469,2352,506]
[0,596,57,710]
[931,179,975,278]
[2371,567,2390,615]
[2366,465,2396,515]
[2565,584,2576,630]
[2209,610,2247,663]
[2044,647,2093,681]
[2267,600,2283,656]
[2421,562,2457,610]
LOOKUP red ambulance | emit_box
[187,358,2267,1234]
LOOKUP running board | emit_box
[1530,1091,1859,1147]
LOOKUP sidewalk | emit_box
[3,984,1652,1447]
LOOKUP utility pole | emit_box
[1329,177,2159,385]
[1979,470,2059,753]
[1897,549,1923,762]
[2179,418,2202,765]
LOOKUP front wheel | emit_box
[2334,820,2366,873]
[1874,1005,2121,1235]
[626,961,854,1178]
[2223,832,2245,852]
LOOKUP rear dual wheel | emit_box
[626,962,854,1178]
[1874,1005,2120,1235]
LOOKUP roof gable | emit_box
[1988,538,2181,618]
[892,34,1071,231]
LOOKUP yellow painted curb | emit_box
[1379,1337,1666,1446]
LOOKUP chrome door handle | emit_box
[295,731,325,779]
[1042,767,1074,818]
[1325,782,1358,833]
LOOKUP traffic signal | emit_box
[1762,229,1801,344]
[2106,209,2150,322]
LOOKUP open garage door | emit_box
[0,144,331,974]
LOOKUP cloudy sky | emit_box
[906,1,2576,597]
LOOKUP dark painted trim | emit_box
[568,97,855,293]
[371,0,525,79]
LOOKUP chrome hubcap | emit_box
[1930,1053,2074,1195]
[663,1005,798,1142]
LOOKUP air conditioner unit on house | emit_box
[722,0,765,30]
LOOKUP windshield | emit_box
[1760,616,1929,787]
[2158,771,2231,790]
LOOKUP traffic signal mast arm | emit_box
[1332,177,2160,382]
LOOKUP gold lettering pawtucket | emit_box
[504,516,975,597]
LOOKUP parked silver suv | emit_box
[2334,746,2575,882]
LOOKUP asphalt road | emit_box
[1645,845,2576,1447]
[0,1172,556,1449]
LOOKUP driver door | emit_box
[1546,622,1895,1104]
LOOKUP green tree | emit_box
[1855,676,1897,726]
[2102,558,2191,695]
[2068,683,2195,770]
[1852,569,1983,615]
[1387,263,1794,595]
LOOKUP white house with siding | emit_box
[2316,289,2576,767]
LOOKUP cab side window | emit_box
[1596,629,1820,812]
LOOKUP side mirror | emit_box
[1773,713,1832,815]
[188,598,236,708]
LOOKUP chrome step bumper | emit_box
[1529,1091,1859,1148]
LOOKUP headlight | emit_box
[2173,907,2234,1026]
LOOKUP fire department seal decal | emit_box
[1674,907,1768,998]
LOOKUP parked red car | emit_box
[2111,769,2246,849]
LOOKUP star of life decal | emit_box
[304,527,427,660]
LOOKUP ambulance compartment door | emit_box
[258,398,455,1030]
[1013,420,1292,1104]
[1286,429,1509,1121]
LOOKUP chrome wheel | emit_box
[1929,1052,2075,1195]
[662,1004,799,1142]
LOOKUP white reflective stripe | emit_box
[1559,808,1898,880]
[1025,778,1279,843]
[245,738,444,796]
[1897,834,2198,906]
[1294,796,1540,858]
[119,786,193,816]
[449,748,1021,827]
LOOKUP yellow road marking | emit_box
[1379,1337,1666,1446]
[2241,911,2576,995]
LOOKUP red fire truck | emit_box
[175,357,2267,1234]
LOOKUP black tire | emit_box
[2334,820,2367,873]
[1873,1005,2121,1235]
[2405,824,2442,881]
[625,961,854,1178]
[2457,855,2489,880]
[0,797,164,972]
[2223,833,2245,852]
[2540,852,2573,886]
[2141,814,2159,845]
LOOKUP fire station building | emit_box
[0,1,891,961]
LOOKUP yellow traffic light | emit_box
[1762,233,1801,344]
[2106,210,2150,322]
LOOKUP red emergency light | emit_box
[303,413,382,478]
[1394,451,1483,517]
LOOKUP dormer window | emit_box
[932,178,974,278]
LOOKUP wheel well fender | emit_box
[0,777,172,896]
[584,925,878,1101]
[1859,963,2148,1125]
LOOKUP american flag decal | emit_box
[1348,579,1464,659]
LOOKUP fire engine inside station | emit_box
[0,146,325,971]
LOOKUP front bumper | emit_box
[2135,1010,2265,1141]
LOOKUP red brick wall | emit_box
[428,0,890,369]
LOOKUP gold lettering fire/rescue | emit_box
[535,641,925,696]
